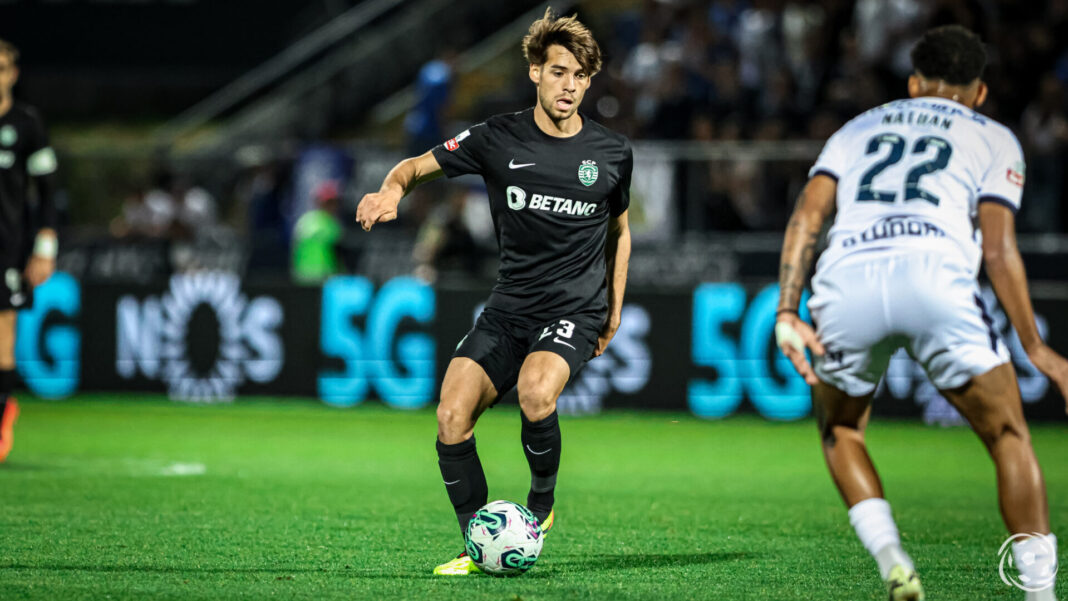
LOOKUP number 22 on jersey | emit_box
[856,133,953,205]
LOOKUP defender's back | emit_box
[811,96,1024,275]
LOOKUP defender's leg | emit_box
[516,351,570,529]
[814,381,923,600]
[940,363,1057,599]
[813,381,880,505]
[940,363,1048,533]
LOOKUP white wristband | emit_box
[33,234,58,260]
[775,321,805,353]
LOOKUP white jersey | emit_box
[810,96,1025,275]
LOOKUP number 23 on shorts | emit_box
[540,320,576,350]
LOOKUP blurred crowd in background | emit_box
[394,0,1068,279]
[8,0,1065,283]
[599,0,1067,144]
[589,0,1068,233]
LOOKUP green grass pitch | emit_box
[1,395,1065,600]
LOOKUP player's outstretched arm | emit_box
[595,210,630,358]
[775,174,835,385]
[980,203,1068,409]
[356,151,444,231]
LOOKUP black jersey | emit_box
[432,108,632,322]
[0,102,57,259]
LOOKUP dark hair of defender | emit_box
[910,25,986,85]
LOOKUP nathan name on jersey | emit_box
[432,108,632,322]
[878,108,953,130]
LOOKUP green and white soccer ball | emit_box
[464,500,543,575]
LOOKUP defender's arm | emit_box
[595,210,630,358]
[356,151,444,231]
[980,203,1068,406]
[775,174,836,384]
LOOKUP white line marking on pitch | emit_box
[158,462,207,476]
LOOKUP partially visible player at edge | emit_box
[776,25,1068,601]
[0,39,59,463]
[356,8,632,576]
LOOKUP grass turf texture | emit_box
[1,396,1065,600]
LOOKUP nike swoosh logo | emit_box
[553,337,576,350]
[525,445,553,456]
[509,159,535,169]
[443,479,461,486]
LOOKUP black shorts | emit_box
[0,263,33,311]
[454,307,603,397]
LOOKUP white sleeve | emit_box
[808,126,850,181]
[977,128,1025,214]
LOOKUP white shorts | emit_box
[808,251,1010,397]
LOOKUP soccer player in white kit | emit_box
[775,26,1068,601]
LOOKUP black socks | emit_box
[0,368,13,410]
[521,410,561,523]
[436,436,488,535]
[437,411,561,536]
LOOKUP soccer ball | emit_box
[464,500,543,575]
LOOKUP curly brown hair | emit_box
[522,7,602,76]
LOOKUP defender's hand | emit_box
[1027,344,1068,413]
[775,312,825,385]
[356,191,401,231]
[593,317,620,358]
[24,256,55,288]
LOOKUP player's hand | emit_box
[356,191,401,231]
[1027,343,1068,413]
[775,311,824,385]
[593,316,620,358]
[24,256,55,288]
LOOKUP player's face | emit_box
[530,44,591,122]
[0,53,17,99]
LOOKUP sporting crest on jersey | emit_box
[0,125,16,147]
[578,160,598,186]
[1007,161,1025,187]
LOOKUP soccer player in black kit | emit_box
[357,9,632,575]
[0,39,59,462]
